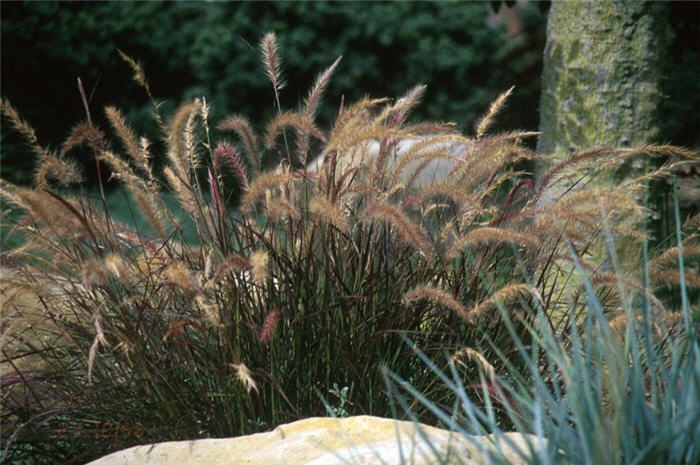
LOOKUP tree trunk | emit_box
[537,0,667,162]
[536,1,669,273]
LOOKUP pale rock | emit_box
[88,415,542,465]
[306,137,471,190]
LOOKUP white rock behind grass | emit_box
[88,415,542,465]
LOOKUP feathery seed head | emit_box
[448,227,541,260]
[104,254,127,280]
[118,49,151,95]
[451,347,496,384]
[266,197,300,221]
[167,101,201,179]
[475,86,514,139]
[217,115,261,172]
[259,308,280,343]
[62,122,107,156]
[403,285,469,322]
[466,284,540,322]
[196,294,222,327]
[34,155,83,190]
[81,259,107,289]
[231,362,258,394]
[105,106,145,170]
[240,171,295,214]
[304,55,342,120]
[250,250,269,285]
[260,32,285,92]
[264,111,326,154]
[165,262,199,295]
[213,141,248,187]
[208,253,250,286]
[310,196,349,233]
[362,202,433,261]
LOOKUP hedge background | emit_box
[1,1,697,187]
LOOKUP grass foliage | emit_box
[1,33,698,464]
[387,234,699,465]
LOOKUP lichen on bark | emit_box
[537,0,668,163]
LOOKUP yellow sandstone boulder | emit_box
[87,415,542,465]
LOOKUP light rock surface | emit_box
[88,415,542,465]
[306,137,471,190]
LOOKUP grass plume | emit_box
[361,201,433,261]
[260,32,285,93]
[474,85,514,139]
[217,115,261,172]
[403,285,470,322]
[240,171,295,214]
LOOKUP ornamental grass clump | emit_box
[385,196,699,465]
[1,33,697,464]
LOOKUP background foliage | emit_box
[1,1,547,185]
[3,2,697,187]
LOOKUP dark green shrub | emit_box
[0,1,546,186]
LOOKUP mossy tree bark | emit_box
[537,0,667,164]
[536,1,669,271]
